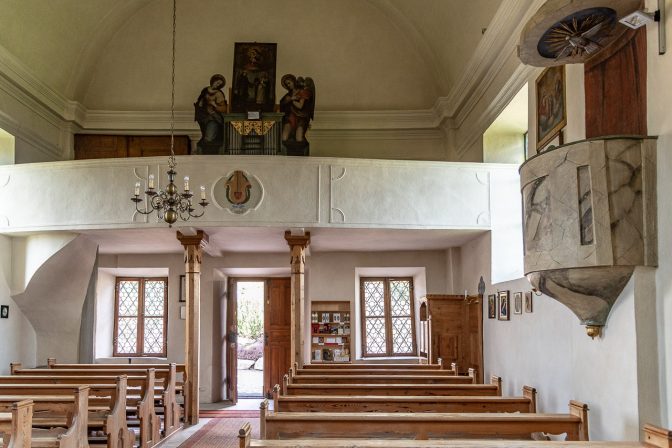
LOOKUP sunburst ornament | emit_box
[518,0,642,67]
[542,13,613,60]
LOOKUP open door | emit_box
[263,278,291,397]
[226,278,238,404]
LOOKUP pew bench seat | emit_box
[260,400,589,442]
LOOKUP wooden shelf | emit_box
[310,300,352,363]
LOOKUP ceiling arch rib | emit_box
[366,0,446,94]
[66,0,152,101]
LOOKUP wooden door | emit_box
[264,278,291,398]
[226,278,238,403]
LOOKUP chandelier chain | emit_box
[169,0,176,167]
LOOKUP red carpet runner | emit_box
[179,416,260,448]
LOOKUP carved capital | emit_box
[177,230,209,249]
[284,230,310,249]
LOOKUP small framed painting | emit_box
[513,292,523,315]
[525,291,534,313]
[487,294,496,319]
[498,290,510,321]
[0,305,8,319]
[536,65,566,151]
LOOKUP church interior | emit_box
[0,0,671,446]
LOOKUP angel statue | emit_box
[280,74,316,155]
[194,74,227,154]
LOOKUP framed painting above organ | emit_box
[231,42,277,113]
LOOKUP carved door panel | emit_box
[263,278,291,398]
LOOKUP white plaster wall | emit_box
[0,235,37,373]
[10,232,76,295]
[646,0,672,428]
[0,128,14,165]
[461,232,640,441]
[94,269,115,359]
[483,132,525,164]
[489,167,524,284]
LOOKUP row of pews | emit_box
[241,361,672,448]
[0,359,186,448]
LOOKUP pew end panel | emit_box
[239,422,252,448]
[6,399,33,448]
[272,385,281,411]
[523,386,537,413]
[644,424,672,448]
[259,399,268,440]
[568,400,590,441]
[282,375,289,396]
[490,375,502,396]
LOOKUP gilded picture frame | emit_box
[536,65,566,151]
[487,294,496,319]
[513,291,523,315]
[498,290,510,321]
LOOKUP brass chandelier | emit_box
[131,0,208,227]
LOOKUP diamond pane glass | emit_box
[116,317,138,354]
[390,280,411,316]
[144,281,165,316]
[363,281,385,316]
[143,318,165,354]
[392,317,413,353]
[118,281,139,316]
[365,318,386,354]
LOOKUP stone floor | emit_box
[237,359,263,397]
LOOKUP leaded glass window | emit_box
[114,277,168,357]
[361,278,416,357]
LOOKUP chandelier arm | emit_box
[134,201,154,216]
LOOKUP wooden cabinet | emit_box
[421,295,482,381]
[74,135,191,160]
[310,301,352,363]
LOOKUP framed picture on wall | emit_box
[525,291,534,313]
[498,290,510,321]
[179,275,186,303]
[0,305,8,319]
[513,292,523,315]
[487,294,496,319]
[536,65,566,151]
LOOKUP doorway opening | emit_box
[236,281,265,398]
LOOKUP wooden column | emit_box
[176,230,209,425]
[284,231,310,368]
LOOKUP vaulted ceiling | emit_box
[0,0,502,112]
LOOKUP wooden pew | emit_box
[302,359,445,370]
[0,373,160,448]
[288,367,476,385]
[0,377,134,448]
[259,399,590,441]
[240,422,672,448]
[11,363,179,440]
[272,384,536,414]
[0,387,89,448]
[283,374,502,397]
[0,399,32,448]
[45,359,185,402]
[294,362,457,376]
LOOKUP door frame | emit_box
[226,277,270,403]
